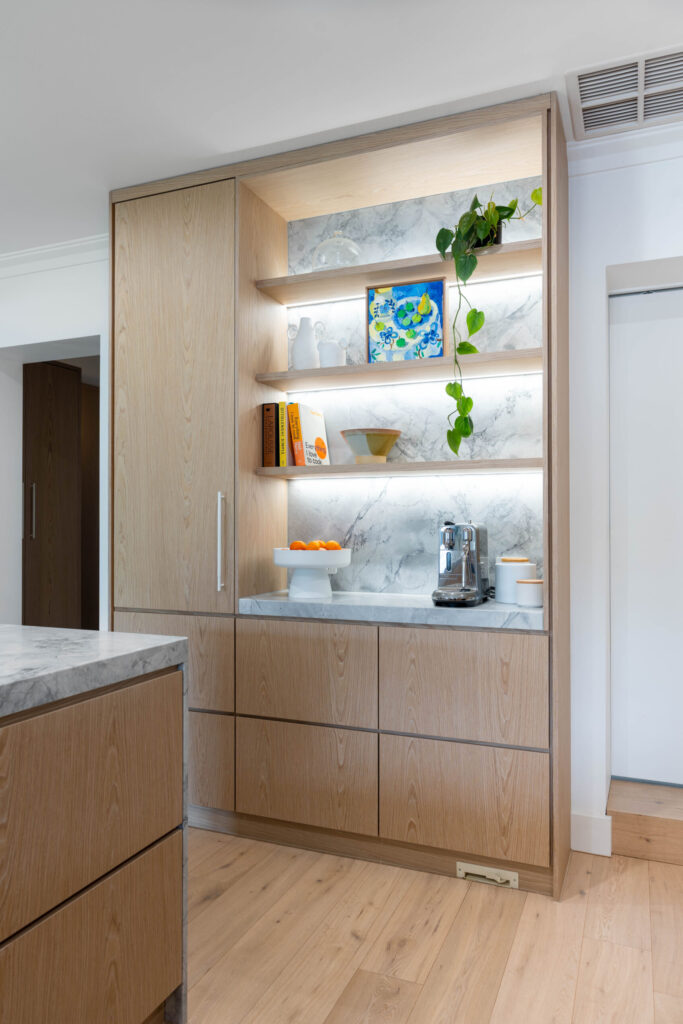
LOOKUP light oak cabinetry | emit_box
[236,717,378,835]
[0,670,183,942]
[236,618,377,727]
[0,833,182,1024]
[379,627,549,749]
[113,179,235,614]
[189,710,235,811]
[379,734,550,867]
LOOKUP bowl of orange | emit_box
[273,541,351,601]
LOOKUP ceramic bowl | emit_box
[341,428,401,464]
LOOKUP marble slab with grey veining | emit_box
[0,624,188,718]
[239,591,544,631]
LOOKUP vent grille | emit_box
[645,87,683,119]
[568,48,683,139]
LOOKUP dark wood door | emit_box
[22,362,82,627]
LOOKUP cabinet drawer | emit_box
[380,734,550,867]
[115,611,235,711]
[189,711,235,810]
[379,627,549,748]
[236,717,378,836]
[0,832,182,1024]
[236,618,377,728]
[0,671,183,943]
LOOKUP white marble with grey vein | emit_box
[0,624,188,718]
[239,591,544,631]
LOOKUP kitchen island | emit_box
[0,624,188,1024]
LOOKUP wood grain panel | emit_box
[379,626,548,748]
[113,179,235,613]
[0,833,182,1024]
[609,780,683,865]
[379,734,550,866]
[237,618,377,727]
[0,671,183,942]
[115,611,235,711]
[236,717,378,835]
[235,182,288,600]
[189,711,235,811]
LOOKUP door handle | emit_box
[217,491,225,592]
[30,483,36,540]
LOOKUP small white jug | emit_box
[288,317,324,370]
[318,338,347,368]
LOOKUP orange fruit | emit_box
[289,540,306,550]
[306,540,322,550]
[324,540,342,550]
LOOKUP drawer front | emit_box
[379,627,549,748]
[189,710,235,811]
[236,717,378,836]
[0,832,182,1024]
[0,671,183,942]
[380,734,550,867]
[236,618,377,728]
[114,611,235,712]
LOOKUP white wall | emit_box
[0,237,110,627]
[569,122,683,854]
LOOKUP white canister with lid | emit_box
[495,557,536,603]
[516,578,544,607]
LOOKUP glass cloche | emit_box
[311,230,361,269]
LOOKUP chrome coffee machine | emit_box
[432,521,490,607]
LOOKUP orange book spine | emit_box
[287,403,305,466]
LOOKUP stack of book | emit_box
[262,402,330,468]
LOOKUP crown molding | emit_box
[0,234,109,279]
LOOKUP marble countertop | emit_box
[0,625,188,719]
[238,592,545,631]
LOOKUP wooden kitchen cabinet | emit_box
[0,832,182,1024]
[0,670,183,943]
[236,717,378,835]
[189,711,235,811]
[380,734,550,867]
[115,611,235,712]
[379,627,549,749]
[113,179,235,614]
[236,618,378,728]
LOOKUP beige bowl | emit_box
[341,428,402,464]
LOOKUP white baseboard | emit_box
[572,812,612,857]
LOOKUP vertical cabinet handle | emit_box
[216,491,225,592]
[30,483,37,540]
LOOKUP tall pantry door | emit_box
[113,180,235,613]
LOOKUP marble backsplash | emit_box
[288,274,542,367]
[287,474,544,595]
[291,373,542,464]
[287,175,542,274]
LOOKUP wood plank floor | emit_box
[187,828,683,1024]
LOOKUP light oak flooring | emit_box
[187,827,683,1024]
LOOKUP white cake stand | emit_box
[273,547,351,600]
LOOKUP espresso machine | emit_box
[432,520,490,607]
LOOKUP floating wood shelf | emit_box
[257,347,543,394]
[256,239,542,306]
[256,458,543,481]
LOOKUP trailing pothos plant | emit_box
[436,187,542,455]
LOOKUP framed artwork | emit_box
[367,278,446,363]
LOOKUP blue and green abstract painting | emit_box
[367,279,444,362]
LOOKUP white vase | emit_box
[318,338,346,368]
[289,317,322,370]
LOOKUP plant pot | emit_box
[473,222,502,249]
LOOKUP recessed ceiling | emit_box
[1,0,682,255]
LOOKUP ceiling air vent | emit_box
[567,47,683,139]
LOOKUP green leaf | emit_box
[455,414,474,438]
[457,395,474,415]
[436,227,454,258]
[451,234,467,257]
[469,193,480,212]
[495,204,514,220]
[454,252,477,282]
[456,340,479,355]
[466,308,485,336]
[531,186,543,206]
[458,210,477,235]
[445,380,462,400]
[447,428,462,455]
[475,219,491,240]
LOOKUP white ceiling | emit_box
[2,0,681,255]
